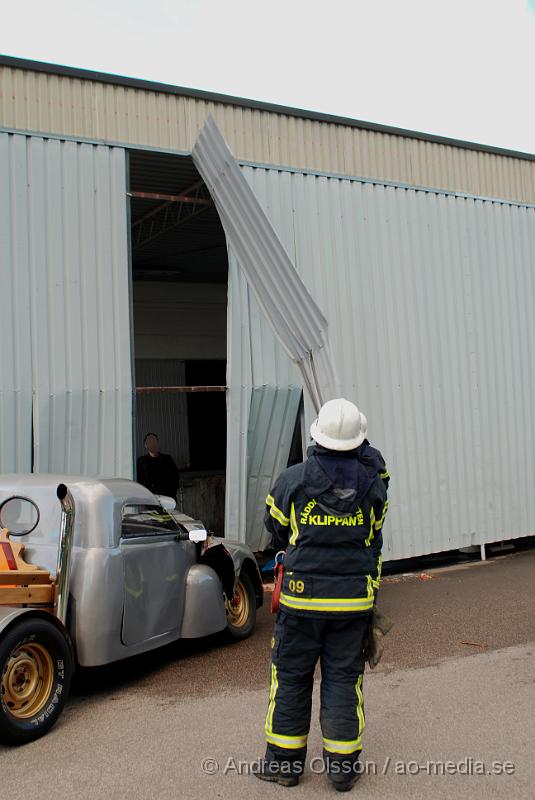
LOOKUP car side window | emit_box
[121,504,180,539]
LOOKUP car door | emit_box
[120,502,194,646]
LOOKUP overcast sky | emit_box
[2,0,534,154]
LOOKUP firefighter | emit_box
[255,398,389,791]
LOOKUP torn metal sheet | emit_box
[192,116,339,413]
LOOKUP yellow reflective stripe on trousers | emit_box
[379,470,389,480]
[365,508,375,546]
[279,594,374,612]
[264,667,308,751]
[266,494,290,526]
[265,731,308,749]
[265,663,279,735]
[289,502,299,545]
[355,674,365,736]
[372,555,382,590]
[375,500,389,531]
[322,736,362,754]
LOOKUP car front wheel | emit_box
[0,617,73,745]
[225,571,256,640]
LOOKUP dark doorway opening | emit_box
[128,149,228,534]
[185,361,226,471]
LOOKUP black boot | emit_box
[329,771,361,792]
[253,759,302,787]
[325,754,362,792]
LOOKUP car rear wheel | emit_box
[0,618,73,745]
[225,571,256,640]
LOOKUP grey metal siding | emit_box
[225,248,300,544]
[134,359,189,470]
[246,385,302,551]
[2,64,535,204]
[0,133,133,476]
[0,133,33,472]
[233,165,535,559]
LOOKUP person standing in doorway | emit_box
[256,398,389,792]
[137,433,179,500]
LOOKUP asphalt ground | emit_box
[1,549,534,799]
[73,548,535,695]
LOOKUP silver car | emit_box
[0,475,263,745]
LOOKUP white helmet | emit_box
[310,398,368,452]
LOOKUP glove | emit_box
[362,606,394,669]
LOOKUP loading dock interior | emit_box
[129,150,228,533]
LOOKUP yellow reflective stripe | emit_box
[355,674,365,736]
[322,736,362,754]
[265,731,308,749]
[280,593,374,612]
[379,470,389,480]
[365,508,375,546]
[270,506,290,526]
[289,502,299,545]
[374,500,389,531]
[264,663,308,749]
[265,663,279,734]
[266,495,290,526]
[372,555,383,589]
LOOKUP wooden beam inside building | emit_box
[136,386,226,393]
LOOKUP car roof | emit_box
[0,475,157,504]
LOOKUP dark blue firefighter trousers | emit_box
[264,609,370,769]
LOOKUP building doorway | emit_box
[128,149,228,534]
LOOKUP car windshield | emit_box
[121,504,180,538]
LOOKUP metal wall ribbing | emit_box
[236,165,535,558]
[225,247,300,545]
[0,133,33,472]
[3,125,535,559]
[1,64,535,204]
[0,133,133,477]
[134,359,189,470]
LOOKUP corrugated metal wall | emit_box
[0,133,33,472]
[134,359,189,470]
[246,386,302,550]
[0,132,133,476]
[232,165,535,559]
[3,123,535,559]
[225,248,300,545]
[2,65,535,205]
